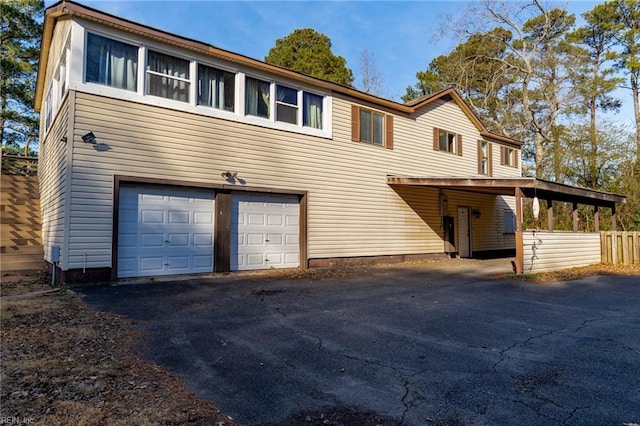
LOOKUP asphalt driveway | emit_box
[79,260,640,425]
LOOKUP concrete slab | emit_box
[79,260,640,425]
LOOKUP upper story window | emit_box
[245,77,270,118]
[501,146,518,168]
[360,108,385,146]
[350,105,393,149]
[303,92,323,129]
[44,88,52,131]
[197,64,234,111]
[478,140,492,176]
[78,28,329,137]
[86,33,138,91]
[433,128,462,156]
[276,85,298,124]
[146,50,190,102]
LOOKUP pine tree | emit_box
[0,0,44,157]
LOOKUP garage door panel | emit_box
[267,234,283,245]
[140,257,164,273]
[168,210,190,224]
[248,213,265,225]
[267,215,283,226]
[193,255,213,268]
[285,234,298,245]
[194,211,213,224]
[166,256,189,270]
[231,194,300,271]
[141,233,164,247]
[285,215,299,226]
[167,233,189,246]
[246,253,266,267]
[142,210,164,224]
[192,233,212,246]
[247,233,264,245]
[117,186,214,278]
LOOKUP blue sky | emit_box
[49,0,634,125]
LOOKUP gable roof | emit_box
[36,0,522,147]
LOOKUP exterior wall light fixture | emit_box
[82,132,97,144]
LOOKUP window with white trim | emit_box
[432,127,462,156]
[501,146,518,168]
[245,76,270,118]
[86,33,138,91]
[478,140,492,176]
[276,84,298,124]
[79,28,329,136]
[44,88,52,131]
[197,64,234,111]
[146,50,190,102]
[303,92,323,129]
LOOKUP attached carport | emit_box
[387,176,626,274]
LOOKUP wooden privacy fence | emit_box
[601,231,640,265]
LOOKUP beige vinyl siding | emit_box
[523,231,601,273]
[388,98,520,178]
[39,99,69,266]
[67,91,518,269]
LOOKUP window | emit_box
[501,146,518,168]
[56,48,68,99]
[44,88,52,131]
[351,105,393,149]
[245,77,270,118]
[197,64,234,111]
[303,92,323,129]
[276,84,298,124]
[146,50,190,102]
[504,210,516,234]
[360,108,384,146]
[433,128,462,155]
[478,140,492,176]
[86,33,138,91]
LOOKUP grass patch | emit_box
[506,263,640,283]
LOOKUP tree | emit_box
[406,1,578,179]
[607,0,640,168]
[265,28,354,87]
[403,27,519,138]
[1,0,43,157]
[358,47,385,96]
[569,3,623,188]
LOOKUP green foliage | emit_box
[1,0,43,157]
[265,28,354,87]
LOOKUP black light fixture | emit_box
[82,132,96,144]
[221,171,238,179]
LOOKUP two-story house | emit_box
[35,1,552,283]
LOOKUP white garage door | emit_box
[117,186,215,278]
[231,194,300,271]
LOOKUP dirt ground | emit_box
[1,263,639,425]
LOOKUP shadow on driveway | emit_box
[79,260,640,425]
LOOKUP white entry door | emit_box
[117,186,215,278]
[457,207,472,258]
[231,194,300,271]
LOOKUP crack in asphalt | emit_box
[574,316,607,332]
